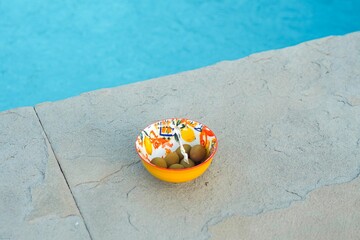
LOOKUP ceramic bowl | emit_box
[135,118,218,183]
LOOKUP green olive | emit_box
[175,144,191,160]
[169,164,185,169]
[180,159,195,168]
[189,144,206,163]
[150,157,167,168]
[164,152,179,166]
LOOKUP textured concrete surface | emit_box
[31,32,360,239]
[0,108,90,240]
[1,32,360,240]
[209,176,360,240]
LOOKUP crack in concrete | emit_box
[337,99,353,107]
[334,94,355,107]
[203,167,360,239]
[285,189,303,200]
[273,148,290,157]
[127,211,139,232]
[346,168,360,183]
[201,215,219,233]
[4,153,17,161]
[74,160,141,190]
[202,213,232,240]
[126,186,137,199]
[262,79,272,95]
[33,107,94,240]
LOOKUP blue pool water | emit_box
[1,1,360,111]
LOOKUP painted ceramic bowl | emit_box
[135,118,218,183]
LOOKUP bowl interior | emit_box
[135,118,217,166]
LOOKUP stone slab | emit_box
[0,108,91,240]
[209,175,360,240]
[34,32,360,239]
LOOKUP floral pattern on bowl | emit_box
[136,118,217,164]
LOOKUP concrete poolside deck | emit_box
[1,32,360,240]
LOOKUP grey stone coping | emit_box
[0,108,91,240]
[209,176,360,239]
[1,32,360,239]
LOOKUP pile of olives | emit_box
[151,144,207,169]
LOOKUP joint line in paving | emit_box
[33,107,94,240]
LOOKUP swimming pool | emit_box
[1,0,360,111]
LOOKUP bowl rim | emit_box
[135,118,218,171]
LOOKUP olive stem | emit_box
[174,127,189,164]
